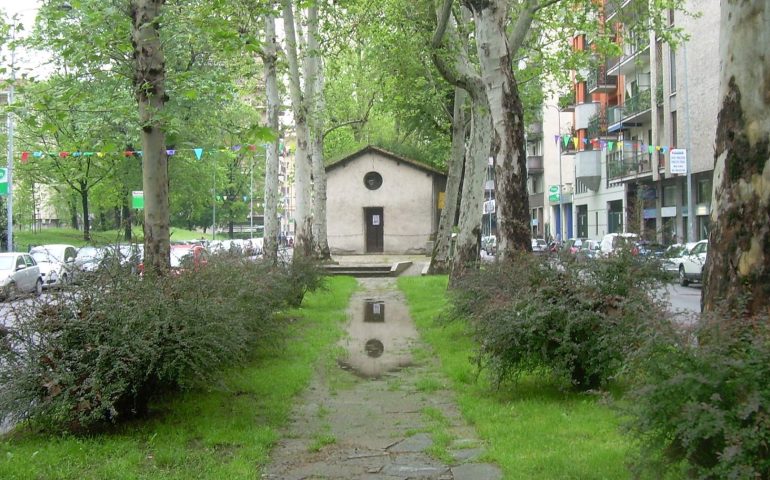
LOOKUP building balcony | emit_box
[607,89,653,132]
[607,38,650,77]
[527,155,544,174]
[575,102,599,131]
[526,121,543,138]
[586,64,617,94]
[575,149,602,191]
[607,151,653,180]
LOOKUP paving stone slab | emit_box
[387,433,433,453]
[451,463,503,480]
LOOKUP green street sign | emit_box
[549,185,559,193]
[0,168,7,196]
[549,193,560,202]
[132,191,144,209]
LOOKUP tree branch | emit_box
[508,0,563,57]
[432,0,454,48]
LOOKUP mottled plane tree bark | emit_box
[261,13,281,265]
[702,0,770,315]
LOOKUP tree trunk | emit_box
[282,0,313,259]
[306,5,331,261]
[450,92,492,285]
[79,183,91,242]
[429,87,468,274]
[262,14,280,265]
[69,194,79,231]
[132,0,170,274]
[122,196,132,241]
[465,0,531,258]
[702,0,770,315]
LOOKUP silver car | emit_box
[0,252,43,300]
[29,244,79,288]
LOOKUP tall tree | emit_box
[262,13,281,265]
[131,0,170,273]
[282,0,313,258]
[702,0,770,315]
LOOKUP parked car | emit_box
[636,241,667,258]
[577,239,601,260]
[0,252,43,300]
[676,239,708,286]
[662,243,689,274]
[599,233,640,256]
[29,244,79,288]
[531,238,547,253]
[564,238,585,254]
[75,246,107,273]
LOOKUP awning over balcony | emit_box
[576,149,602,191]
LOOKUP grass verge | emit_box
[0,276,357,480]
[398,275,631,479]
[15,227,222,249]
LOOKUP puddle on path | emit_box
[337,296,418,379]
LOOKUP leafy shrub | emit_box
[449,251,669,390]
[0,255,324,433]
[626,310,770,478]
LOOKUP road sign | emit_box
[549,185,559,193]
[0,168,7,196]
[132,191,144,209]
[670,149,687,174]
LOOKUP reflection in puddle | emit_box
[338,297,417,379]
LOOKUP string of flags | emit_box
[554,134,673,154]
[16,144,271,164]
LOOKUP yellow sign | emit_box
[437,192,446,209]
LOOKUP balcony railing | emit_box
[607,151,653,179]
[586,64,617,93]
[625,89,652,117]
[587,110,608,138]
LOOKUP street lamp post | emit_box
[545,103,564,242]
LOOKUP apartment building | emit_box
[536,0,719,244]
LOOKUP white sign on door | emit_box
[372,215,380,226]
[670,149,687,174]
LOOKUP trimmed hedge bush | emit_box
[0,255,324,433]
[449,251,670,390]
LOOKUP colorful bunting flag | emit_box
[21,152,29,163]
[194,148,203,160]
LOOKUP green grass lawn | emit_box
[398,275,631,480]
[0,276,358,480]
[14,227,216,249]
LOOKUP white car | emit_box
[677,239,708,287]
[0,252,43,300]
[29,244,79,288]
[599,233,640,255]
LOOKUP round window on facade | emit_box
[363,171,383,190]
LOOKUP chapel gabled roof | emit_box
[325,145,447,177]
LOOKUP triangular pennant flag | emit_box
[562,135,571,147]
[231,145,242,151]
[136,151,142,156]
[600,140,607,149]
[72,152,81,157]
[648,145,654,154]
[248,144,257,151]
[573,137,579,149]
[21,152,29,163]
[33,151,43,158]
[554,135,560,145]
[97,152,105,158]
[59,152,69,158]
[166,149,176,156]
[608,141,614,151]
[216,195,222,201]
[655,146,661,152]
[83,152,94,157]
[582,138,589,144]
[124,151,134,157]
[194,148,203,160]
[661,146,668,154]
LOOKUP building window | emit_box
[697,178,712,204]
[669,48,677,93]
[663,185,677,207]
[363,171,383,190]
[671,111,678,148]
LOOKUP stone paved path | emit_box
[262,277,502,480]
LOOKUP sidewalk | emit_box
[262,277,502,480]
